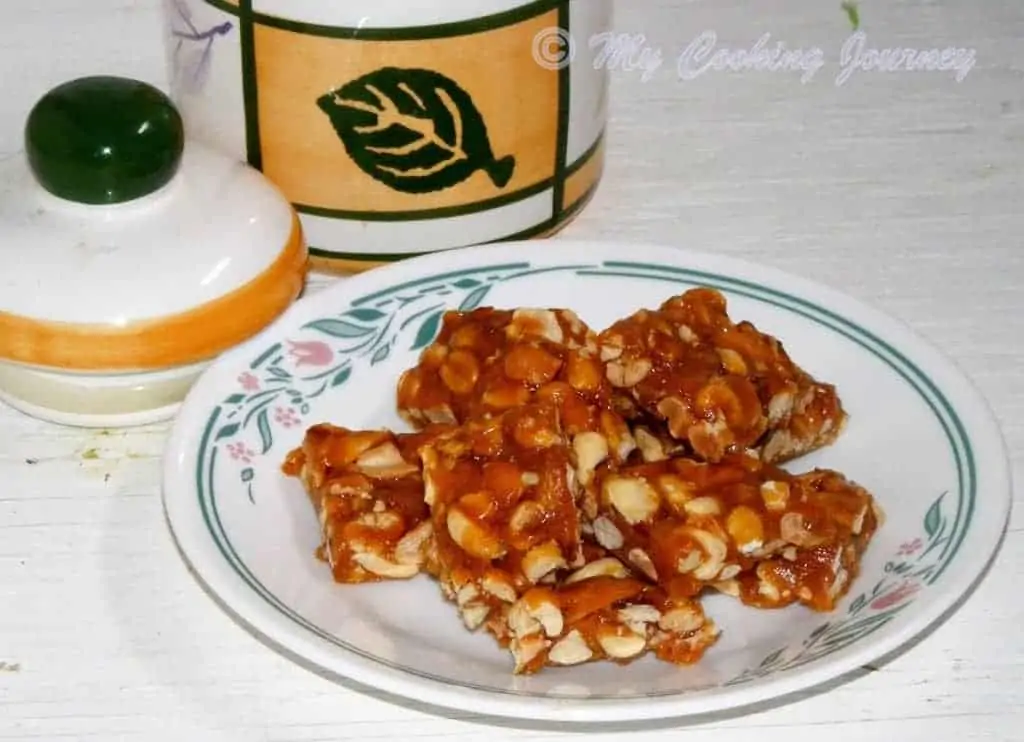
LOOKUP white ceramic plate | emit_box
[162,240,1011,722]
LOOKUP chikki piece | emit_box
[589,452,880,612]
[597,287,847,463]
[281,423,452,584]
[732,469,882,612]
[498,555,721,674]
[418,402,588,632]
[396,306,621,427]
[397,306,641,516]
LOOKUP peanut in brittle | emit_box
[588,452,880,612]
[282,423,452,583]
[597,288,847,463]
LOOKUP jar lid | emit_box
[0,76,307,374]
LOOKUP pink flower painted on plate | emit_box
[237,372,260,392]
[870,581,920,611]
[287,340,333,367]
[226,442,256,463]
[897,538,923,556]
[274,406,302,428]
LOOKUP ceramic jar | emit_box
[163,0,612,272]
[0,76,307,427]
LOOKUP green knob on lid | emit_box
[25,76,185,205]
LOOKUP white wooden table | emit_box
[2,1,1022,740]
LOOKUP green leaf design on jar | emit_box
[317,67,516,194]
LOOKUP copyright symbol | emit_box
[532,27,575,70]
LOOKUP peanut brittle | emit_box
[497,555,720,674]
[397,306,628,427]
[282,285,888,677]
[398,306,643,519]
[729,470,882,611]
[588,452,880,612]
[281,423,452,583]
[597,287,846,463]
[418,402,587,631]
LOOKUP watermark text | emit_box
[533,28,977,86]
